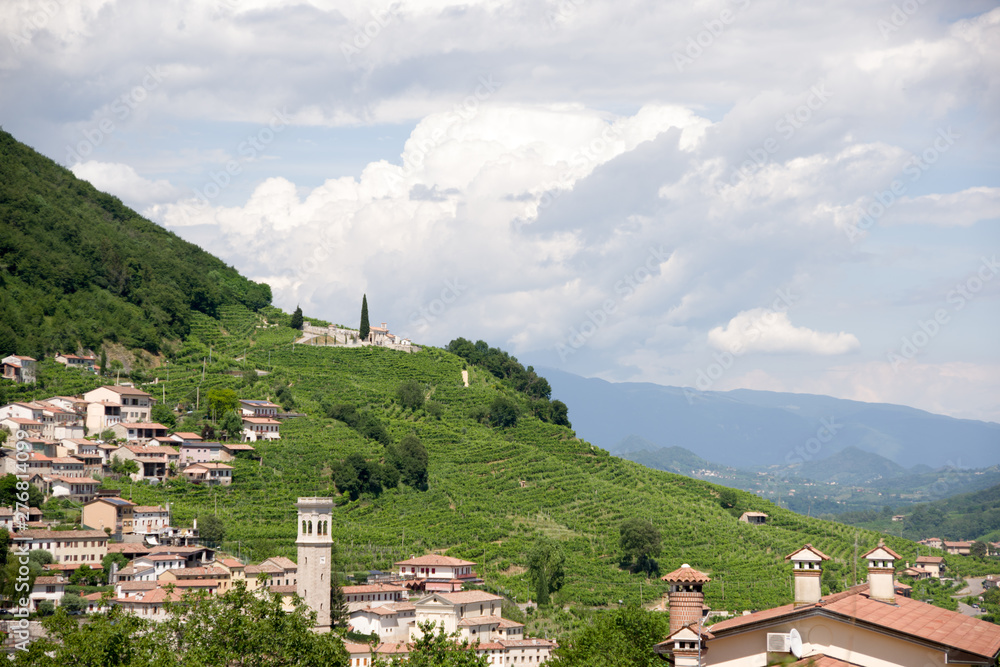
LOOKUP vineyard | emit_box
[12,305,962,619]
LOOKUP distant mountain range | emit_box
[542,368,1000,469]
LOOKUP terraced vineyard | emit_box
[74,308,947,616]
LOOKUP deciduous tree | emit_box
[527,536,565,606]
[619,518,661,575]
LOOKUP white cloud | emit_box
[70,161,182,205]
[883,187,1000,227]
[708,309,861,355]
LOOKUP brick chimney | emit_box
[785,543,830,606]
[862,540,900,604]
[662,564,711,635]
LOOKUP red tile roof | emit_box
[343,583,406,595]
[915,556,944,564]
[437,590,503,604]
[709,584,1000,660]
[662,564,711,584]
[396,554,476,567]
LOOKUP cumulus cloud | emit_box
[708,309,861,355]
[70,161,182,205]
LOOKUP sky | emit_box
[2,0,999,423]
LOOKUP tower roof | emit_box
[862,541,902,561]
[785,543,832,562]
[662,564,711,584]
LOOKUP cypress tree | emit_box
[359,294,370,340]
[290,305,303,330]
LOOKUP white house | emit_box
[395,554,481,592]
[241,417,281,441]
[83,385,155,433]
[239,399,280,418]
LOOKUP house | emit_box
[738,511,768,525]
[183,461,234,485]
[239,399,280,418]
[0,401,84,440]
[148,544,216,567]
[29,575,67,611]
[349,601,418,642]
[169,431,203,443]
[110,421,168,443]
[217,558,246,584]
[901,564,932,580]
[83,385,155,433]
[132,505,171,535]
[83,497,136,536]
[158,565,231,593]
[113,586,184,622]
[653,541,1000,667]
[51,456,85,477]
[0,416,44,440]
[111,444,180,481]
[48,475,100,503]
[15,528,109,565]
[1,355,36,383]
[914,555,945,578]
[891,514,906,522]
[245,556,297,590]
[54,353,96,370]
[395,554,482,592]
[344,582,408,607]
[0,505,41,531]
[241,416,281,441]
[177,441,255,467]
[984,574,999,590]
[410,590,504,638]
[944,540,973,556]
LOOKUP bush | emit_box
[489,396,519,428]
[397,380,425,410]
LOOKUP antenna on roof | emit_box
[789,628,803,658]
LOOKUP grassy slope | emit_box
[78,307,956,616]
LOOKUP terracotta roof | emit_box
[944,541,973,547]
[459,614,502,627]
[786,543,831,561]
[861,542,902,560]
[662,564,711,584]
[365,605,400,616]
[219,558,244,568]
[32,576,64,586]
[126,588,184,604]
[789,656,862,667]
[497,617,524,628]
[915,556,944,564]
[118,581,158,591]
[396,554,476,567]
[3,418,43,425]
[268,585,297,594]
[149,545,211,554]
[93,385,151,397]
[709,583,1000,660]
[173,432,203,440]
[223,443,256,451]
[166,566,229,577]
[186,462,233,470]
[52,457,84,464]
[50,475,99,484]
[266,556,297,570]
[437,590,502,604]
[132,505,168,513]
[343,583,406,595]
[173,579,220,587]
[344,642,374,655]
[107,543,150,555]
[17,529,109,540]
[475,642,505,650]
[242,417,281,425]
[376,642,411,655]
[497,639,556,648]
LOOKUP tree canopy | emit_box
[619,518,661,575]
[360,294,370,340]
[290,305,304,330]
[527,536,566,606]
[549,606,670,667]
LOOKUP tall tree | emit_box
[527,536,565,606]
[619,518,662,575]
[290,304,304,330]
[359,294,370,340]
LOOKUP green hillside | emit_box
[1,129,988,637]
[0,129,272,358]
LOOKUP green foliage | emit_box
[326,404,390,446]
[718,488,738,509]
[60,592,87,613]
[206,387,239,421]
[971,540,988,558]
[29,549,55,567]
[528,536,566,606]
[360,294,370,340]
[397,380,425,410]
[335,453,397,500]
[101,552,129,582]
[489,396,519,428]
[110,456,139,477]
[0,129,272,358]
[220,410,244,441]
[906,577,961,611]
[100,428,116,441]
[151,403,177,429]
[199,514,226,544]
[0,473,43,507]
[290,305,304,331]
[14,581,348,666]
[375,620,488,667]
[388,434,429,491]
[549,606,670,667]
[69,564,103,587]
[619,518,661,575]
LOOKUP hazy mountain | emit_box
[542,368,1000,469]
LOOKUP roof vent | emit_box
[767,632,791,653]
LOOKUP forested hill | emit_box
[0,129,271,358]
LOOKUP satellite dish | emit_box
[789,628,803,658]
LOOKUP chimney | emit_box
[785,544,830,606]
[863,540,900,604]
[662,563,711,636]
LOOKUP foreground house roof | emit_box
[396,554,476,567]
[708,583,1000,662]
